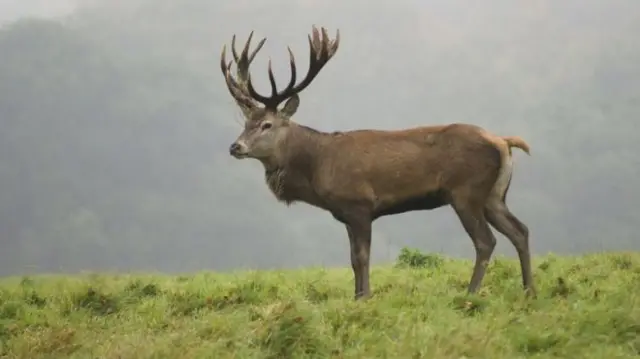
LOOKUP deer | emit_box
[219,26,535,300]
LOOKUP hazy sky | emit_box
[0,0,75,25]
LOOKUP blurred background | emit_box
[0,0,638,276]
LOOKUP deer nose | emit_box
[229,142,241,155]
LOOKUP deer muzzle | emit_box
[229,141,249,159]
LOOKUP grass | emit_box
[1,249,639,359]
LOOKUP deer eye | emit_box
[260,122,273,131]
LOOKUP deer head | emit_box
[220,26,340,162]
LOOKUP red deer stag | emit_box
[220,26,535,300]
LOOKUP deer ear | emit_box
[280,94,300,119]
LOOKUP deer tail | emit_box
[502,136,530,155]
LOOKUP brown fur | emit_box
[502,136,531,155]
[221,27,536,300]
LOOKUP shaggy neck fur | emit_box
[260,122,333,205]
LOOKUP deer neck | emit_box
[261,123,330,205]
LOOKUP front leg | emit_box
[345,220,373,300]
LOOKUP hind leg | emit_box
[485,200,536,296]
[451,200,498,294]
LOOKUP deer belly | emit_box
[373,189,447,218]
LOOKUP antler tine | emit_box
[282,25,340,98]
[220,45,256,110]
[310,26,321,54]
[246,50,298,107]
[246,25,339,111]
[220,31,273,113]
[231,31,267,87]
[267,59,278,98]
[322,26,340,57]
[220,45,239,96]
[231,34,240,62]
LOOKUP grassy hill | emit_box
[1,250,639,359]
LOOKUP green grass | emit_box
[1,250,639,359]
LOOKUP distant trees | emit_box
[1,0,639,275]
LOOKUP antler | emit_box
[220,31,267,110]
[220,25,340,112]
[246,25,340,110]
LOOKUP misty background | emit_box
[0,0,638,276]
